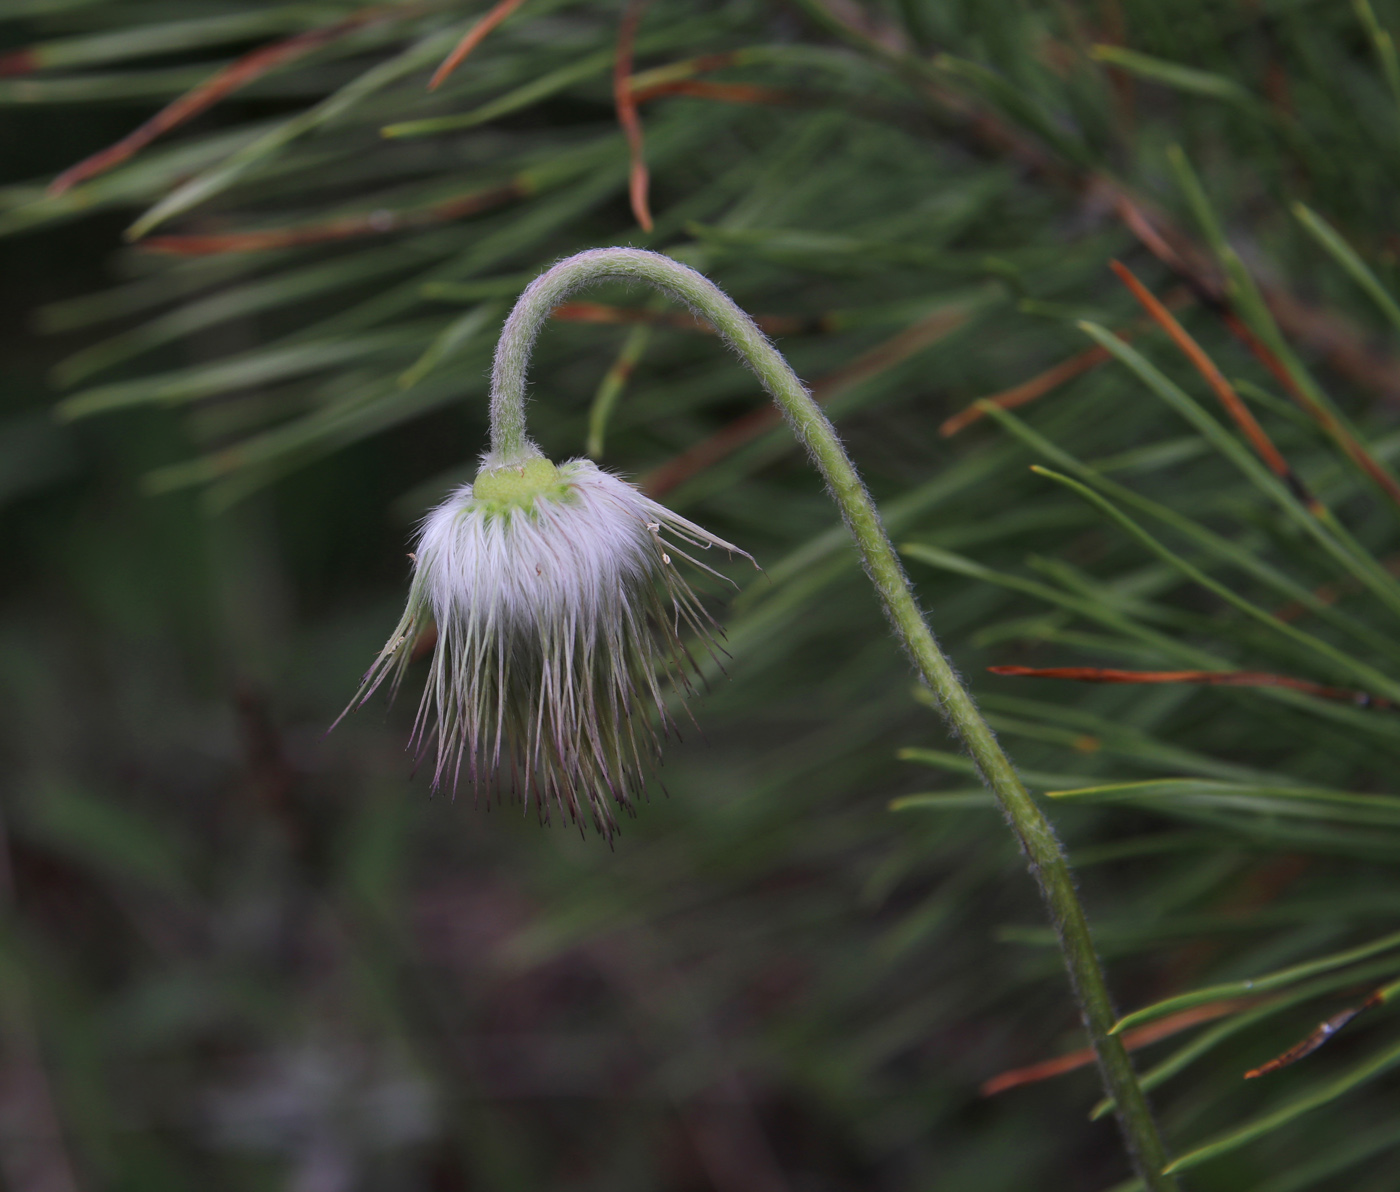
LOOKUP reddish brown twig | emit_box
[48,5,425,197]
[639,408,776,497]
[632,79,801,106]
[1108,184,1400,404]
[1221,310,1306,397]
[939,288,1191,437]
[1245,987,1390,1079]
[988,665,1391,709]
[137,180,527,255]
[940,343,1114,437]
[982,1000,1252,1096]
[1215,308,1400,511]
[641,305,968,495]
[614,0,653,232]
[1110,241,1400,510]
[429,0,530,91]
[1108,259,1323,510]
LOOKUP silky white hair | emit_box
[343,457,748,837]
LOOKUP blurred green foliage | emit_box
[7,0,1400,1188]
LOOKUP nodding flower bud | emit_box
[343,452,748,837]
[335,248,1162,1178]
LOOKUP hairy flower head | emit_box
[346,454,747,836]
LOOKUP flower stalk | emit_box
[488,247,1178,1189]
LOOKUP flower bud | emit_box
[345,454,747,837]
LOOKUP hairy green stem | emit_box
[488,247,1177,1190]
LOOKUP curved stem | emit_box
[489,247,1178,1190]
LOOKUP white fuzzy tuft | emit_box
[344,458,748,837]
